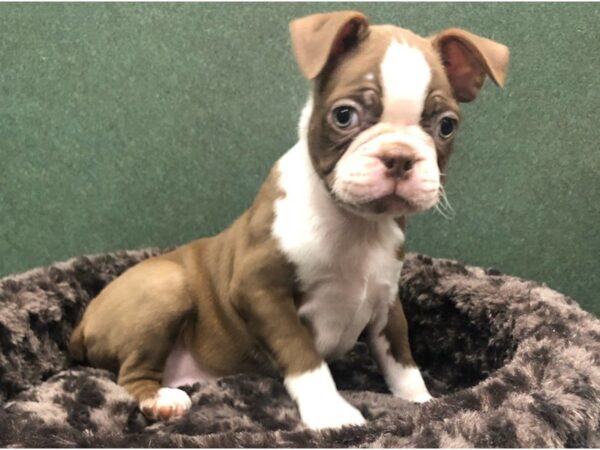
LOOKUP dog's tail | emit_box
[68,322,87,362]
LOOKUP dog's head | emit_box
[290,11,509,218]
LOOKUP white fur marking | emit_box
[380,40,431,125]
[272,135,405,359]
[285,363,365,430]
[298,95,313,141]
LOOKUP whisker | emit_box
[438,186,453,211]
[433,203,453,220]
[434,185,456,220]
[441,190,455,216]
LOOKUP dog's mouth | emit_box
[330,187,440,218]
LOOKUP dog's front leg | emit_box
[368,298,432,403]
[235,287,365,430]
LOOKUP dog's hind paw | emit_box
[140,387,192,420]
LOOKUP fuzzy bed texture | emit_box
[0,249,599,447]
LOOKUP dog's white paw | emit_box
[140,387,192,420]
[406,391,433,403]
[390,366,433,403]
[285,363,366,430]
[298,393,366,430]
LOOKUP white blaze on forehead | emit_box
[380,39,431,125]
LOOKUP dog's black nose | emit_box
[381,154,415,178]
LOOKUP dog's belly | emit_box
[163,341,216,388]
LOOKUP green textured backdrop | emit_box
[1,3,599,315]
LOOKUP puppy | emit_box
[70,11,509,430]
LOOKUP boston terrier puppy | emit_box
[70,11,509,430]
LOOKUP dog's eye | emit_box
[438,114,459,139]
[331,105,360,130]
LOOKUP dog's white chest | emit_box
[297,243,402,359]
[272,143,404,359]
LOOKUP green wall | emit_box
[1,3,599,315]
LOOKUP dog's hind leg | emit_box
[119,346,194,420]
[77,258,196,420]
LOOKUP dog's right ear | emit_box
[289,11,369,80]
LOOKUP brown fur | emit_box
[382,301,416,367]
[70,167,322,405]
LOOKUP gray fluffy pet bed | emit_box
[1,248,600,447]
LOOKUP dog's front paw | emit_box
[404,390,433,403]
[298,394,366,430]
[140,387,192,420]
[389,366,433,403]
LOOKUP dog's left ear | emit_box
[430,29,510,102]
[289,11,369,80]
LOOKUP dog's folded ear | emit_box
[430,29,510,102]
[289,11,369,80]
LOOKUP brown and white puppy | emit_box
[69,11,509,430]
